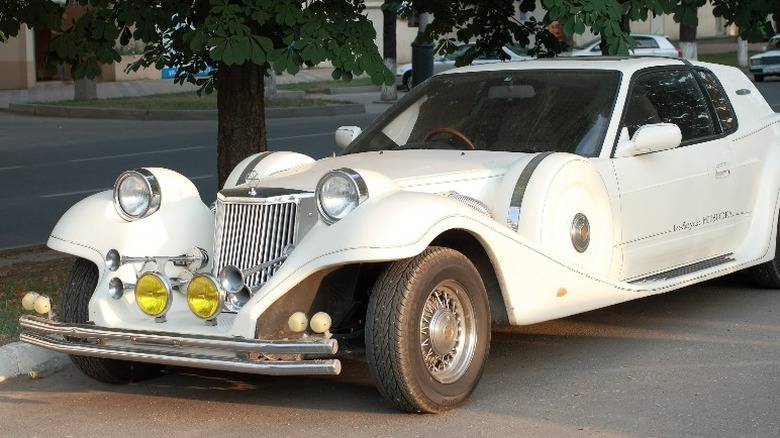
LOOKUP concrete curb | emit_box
[0,341,69,384]
[8,101,365,121]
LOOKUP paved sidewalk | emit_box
[0,66,342,110]
[0,37,760,111]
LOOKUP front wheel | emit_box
[403,72,413,91]
[365,247,490,413]
[755,74,764,82]
[61,258,163,383]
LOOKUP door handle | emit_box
[715,162,731,179]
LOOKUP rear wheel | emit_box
[365,247,490,413]
[61,258,163,383]
[748,213,780,288]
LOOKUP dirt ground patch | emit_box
[0,245,75,345]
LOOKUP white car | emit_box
[395,43,531,90]
[571,33,681,57]
[749,34,780,82]
[21,57,780,414]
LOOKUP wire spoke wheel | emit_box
[366,246,490,413]
[420,280,476,384]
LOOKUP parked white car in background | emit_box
[749,34,780,82]
[571,33,681,57]
[395,43,531,90]
[21,57,780,414]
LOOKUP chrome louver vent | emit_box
[214,189,309,290]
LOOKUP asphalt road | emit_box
[0,111,378,249]
[2,81,779,250]
[0,275,777,437]
[1,82,779,437]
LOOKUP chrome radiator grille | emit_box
[214,195,299,289]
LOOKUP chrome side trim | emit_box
[446,192,492,217]
[19,316,341,376]
[628,253,734,284]
[507,152,553,231]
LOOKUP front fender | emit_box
[48,167,214,278]
[230,190,500,338]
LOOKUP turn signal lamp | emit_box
[310,312,332,334]
[33,295,52,314]
[22,292,40,311]
[288,312,308,333]
[135,272,171,317]
[187,274,223,320]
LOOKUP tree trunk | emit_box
[216,63,267,188]
[380,58,396,101]
[380,3,397,101]
[680,18,697,60]
[265,68,277,100]
[737,37,748,67]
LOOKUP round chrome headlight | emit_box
[316,168,368,224]
[135,272,172,317]
[113,169,161,221]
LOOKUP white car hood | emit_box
[252,150,534,202]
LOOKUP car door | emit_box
[611,68,744,282]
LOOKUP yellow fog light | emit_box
[187,274,223,320]
[135,272,171,317]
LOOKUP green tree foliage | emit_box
[394,0,563,63]
[712,0,775,42]
[400,0,772,58]
[0,0,392,186]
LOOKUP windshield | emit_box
[768,37,780,51]
[344,69,620,157]
[575,38,600,51]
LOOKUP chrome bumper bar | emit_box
[19,315,341,376]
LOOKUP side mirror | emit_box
[335,126,362,149]
[614,123,682,158]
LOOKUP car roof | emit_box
[439,56,690,76]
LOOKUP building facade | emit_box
[0,2,744,91]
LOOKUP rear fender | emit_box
[495,153,616,278]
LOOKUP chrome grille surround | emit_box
[214,188,317,297]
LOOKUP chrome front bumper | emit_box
[19,315,341,376]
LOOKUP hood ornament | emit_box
[245,171,260,196]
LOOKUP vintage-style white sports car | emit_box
[20,57,780,413]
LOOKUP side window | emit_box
[696,69,737,134]
[635,37,659,49]
[623,70,715,142]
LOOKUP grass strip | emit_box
[0,246,74,345]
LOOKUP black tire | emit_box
[365,247,490,413]
[61,258,163,383]
[403,72,413,91]
[755,74,764,82]
[748,215,780,288]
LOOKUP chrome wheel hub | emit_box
[419,280,476,384]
